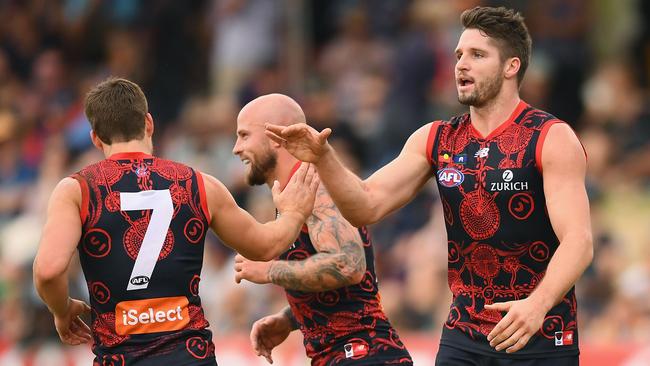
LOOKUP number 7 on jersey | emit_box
[120,190,173,291]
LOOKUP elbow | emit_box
[33,258,66,286]
[347,210,379,228]
[347,217,368,228]
[255,251,277,262]
[343,256,367,286]
[347,269,365,285]
[343,192,382,228]
[241,248,276,262]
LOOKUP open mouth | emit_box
[458,77,474,87]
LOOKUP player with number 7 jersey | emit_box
[33,78,319,366]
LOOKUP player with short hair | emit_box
[266,6,593,366]
[33,78,318,365]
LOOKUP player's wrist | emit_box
[527,291,554,313]
[264,260,276,284]
[314,142,334,167]
[279,208,309,224]
[50,296,72,318]
[281,306,299,331]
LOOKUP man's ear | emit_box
[504,57,521,81]
[270,139,282,148]
[90,130,104,151]
[144,113,154,137]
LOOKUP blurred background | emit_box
[0,0,648,365]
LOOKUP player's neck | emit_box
[469,92,521,138]
[267,155,300,190]
[103,140,154,158]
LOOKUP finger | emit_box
[234,262,242,271]
[235,254,244,263]
[487,312,514,342]
[292,162,307,183]
[81,302,91,314]
[265,123,285,135]
[258,345,273,362]
[490,318,519,348]
[484,301,511,312]
[279,124,306,138]
[303,163,315,185]
[506,333,532,353]
[57,327,72,341]
[271,180,280,197]
[318,128,332,143]
[264,130,287,146]
[310,172,320,192]
[235,272,242,284]
[64,332,87,345]
[73,317,92,339]
[494,327,525,352]
[250,325,262,350]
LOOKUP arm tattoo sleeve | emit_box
[268,185,366,292]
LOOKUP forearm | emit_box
[34,273,70,317]
[282,306,299,331]
[529,232,593,311]
[256,211,306,260]
[268,249,363,292]
[315,148,376,226]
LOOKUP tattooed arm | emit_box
[269,184,366,291]
[234,184,366,292]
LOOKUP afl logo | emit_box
[438,168,464,187]
[130,276,150,286]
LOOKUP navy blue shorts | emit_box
[435,344,579,366]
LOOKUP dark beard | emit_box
[246,151,277,186]
[458,73,503,107]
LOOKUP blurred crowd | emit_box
[0,0,649,358]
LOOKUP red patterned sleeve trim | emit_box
[535,119,587,173]
[71,173,89,225]
[426,121,442,167]
[194,170,212,223]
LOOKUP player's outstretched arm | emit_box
[250,306,298,364]
[486,123,593,353]
[33,177,92,345]
[234,184,366,292]
[202,163,319,261]
[266,123,433,227]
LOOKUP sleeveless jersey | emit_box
[427,101,580,358]
[279,213,412,365]
[72,152,216,366]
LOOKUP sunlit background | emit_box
[0,0,648,365]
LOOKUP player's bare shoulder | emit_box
[50,176,82,207]
[541,122,586,172]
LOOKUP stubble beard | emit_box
[458,73,503,107]
[246,149,278,186]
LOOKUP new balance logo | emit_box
[474,147,490,158]
[555,331,574,346]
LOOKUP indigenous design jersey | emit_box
[72,152,215,366]
[279,226,412,365]
[427,101,580,358]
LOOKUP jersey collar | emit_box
[108,152,154,160]
[469,100,528,140]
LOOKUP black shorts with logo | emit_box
[435,344,579,366]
